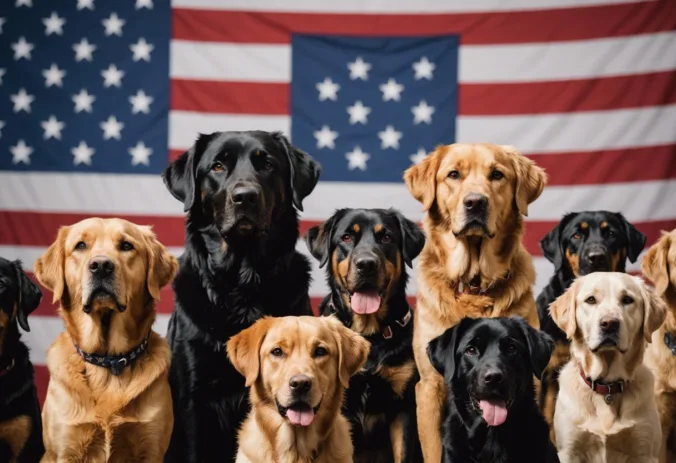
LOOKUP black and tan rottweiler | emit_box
[0,257,44,462]
[305,208,425,463]
[536,210,646,441]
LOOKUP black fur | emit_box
[305,208,425,463]
[427,317,558,463]
[162,131,320,463]
[0,257,44,463]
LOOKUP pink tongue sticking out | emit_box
[479,399,508,426]
[350,291,381,314]
[286,407,315,427]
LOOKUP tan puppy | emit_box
[34,218,178,462]
[550,272,666,463]
[403,143,546,462]
[642,229,676,463]
[227,315,370,463]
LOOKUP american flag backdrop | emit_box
[0,0,675,404]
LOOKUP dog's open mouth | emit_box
[471,395,513,427]
[348,285,385,315]
[277,400,322,427]
[84,288,125,314]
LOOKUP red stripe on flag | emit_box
[171,72,676,116]
[172,1,676,45]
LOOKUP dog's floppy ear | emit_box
[34,226,69,304]
[635,276,668,343]
[513,316,554,380]
[326,316,370,388]
[226,317,274,387]
[641,232,672,296]
[392,209,425,268]
[615,213,646,263]
[304,209,347,268]
[274,132,321,212]
[140,226,178,301]
[12,260,42,332]
[540,213,577,272]
[503,145,547,217]
[548,279,580,339]
[404,146,443,212]
[162,134,212,213]
[427,317,472,380]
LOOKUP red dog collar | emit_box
[579,367,625,404]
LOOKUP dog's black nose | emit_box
[232,186,260,206]
[483,369,504,385]
[463,194,488,213]
[600,317,620,333]
[289,375,312,394]
[89,256,114,277]
[586,251,608,268]
[355,255,378,274]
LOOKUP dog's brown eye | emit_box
[271,348,283,357]
[622,295,634,305]
[572,233,582,240]
[465,346,478,356]
[585,296,596,305]
[448,170,460,179]
[75,241,87,251]
[490,169,504,180]
[313,346,328,357]
[264,160,274,170]
[380,234,392,244]
[119,241,134,252]
[505,343,516,354]
[341,234,352,243]
[212,162,224,172]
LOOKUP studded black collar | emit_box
[75,335,149,376]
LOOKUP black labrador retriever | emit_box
[0,257,44,462]
[162,131,321,463]
[427,316,558,463]
[535,211,646,435]
[305,208,425,463]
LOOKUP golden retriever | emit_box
[642,229,676,463]
[403,143,546,462]
[227,315,370,463]
[34,218,178,462]
[550,272,666,462]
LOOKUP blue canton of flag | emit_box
[291,35,459,182]
[0,0,170,174]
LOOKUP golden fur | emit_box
[642,229,676,463]
[550,272,666,462]
[227,315,370,463]
[403,143,546,462]
[34,218,178,462]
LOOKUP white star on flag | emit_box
[412,100,435,124]
[0,69,5,85]
[43,12,66,35]
[0,121,5,139]
[72,141,94,165]
[380,78,404,102]
[345,146,370,171]
[129,90,153,114]
[72,89,95,113]
[15,0,32,7]
[410,148,428,165]
[316,78,340,101]
[314,125,338,149]
[77,0,94,10]
[348,57,371,81]
[378,125,402,149]
[413,56,435,80]
[0,18,5,34]
[41,116,65,140]
[102,13,125,36]
[100,116,124,140]
[129,142,152,166]
[347,101,371,125]
[130,38,154,62]
[10,140,32,165]
[12,37,34,61]
[136,0,153,9]
[102,64,124,88]
[11,88,34,113]
[43,64,66,87]
[73,38,96,62]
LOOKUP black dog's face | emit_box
[162,131,320,241]
[428,317,553,427]
[0,258,42,355]
[541,211,646,277]
[305,209,425,315]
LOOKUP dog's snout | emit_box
[599,317,620,334]
[585,250,608,268]
[355,255,378,274]
[89,256,115,277]
[463,194,488,213]
[289,375,312,394]
[482,369,504,385]
[232,186,260,206]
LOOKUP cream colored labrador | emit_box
[549,272,666,463]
